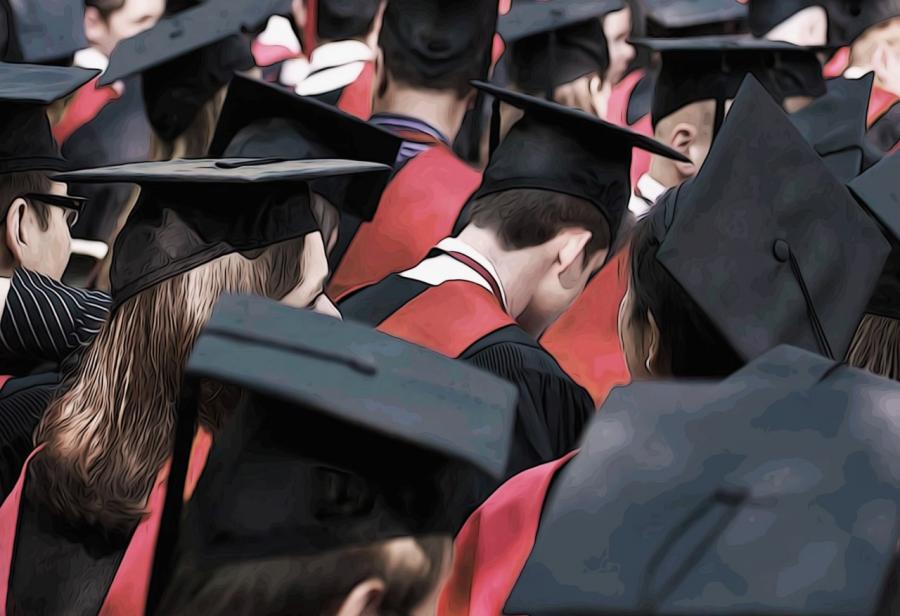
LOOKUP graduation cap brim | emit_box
[645,0,747,30]
[208,75,401,221]
[631,34,834,53]
[472,80,689,163]
[187,294,518,478]
[498,0,624,43]
[0,62,100,104]
[54,158,392,185]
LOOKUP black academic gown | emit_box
[340,262,594,494]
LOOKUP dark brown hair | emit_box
[627,215,742,378]
[846,313,900,382]
[157,535,451,616]
[0,171,52,231]
[468,188,611,265]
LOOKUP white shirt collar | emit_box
[308,40,374,71]
[636,173,668,204]
[74,47,108,72]
[400,237,509,312]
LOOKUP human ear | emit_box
[334,578,386,616]
[4,198,28,263]
[557,230,592,290]
[669,122,699,178]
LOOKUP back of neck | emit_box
[373,85,467,141]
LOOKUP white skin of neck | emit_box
[455,223,552,319]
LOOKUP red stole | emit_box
[336,61,375,120]
[0,428,213,615]
[52,77,120,147]
[437,452,576,616]
[328,147,482,302]
[540,248,632,406]
[607,70,654,186]
[0,378,9,392]
[377,280,514,359]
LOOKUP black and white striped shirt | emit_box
[0,268,110,367]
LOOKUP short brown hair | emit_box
[0,171,53,231]
[158,535,451,616]
[468,188,611,264]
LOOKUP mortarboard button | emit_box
[773,239,791,262]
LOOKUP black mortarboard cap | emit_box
[471,81,689,242]
[208,75,400,222]
[829,0,900,45]
[99,0,292,141]
[633,35,826,132]
[644,0,748,37]
[500,0,619,95]
[379,0,498,84]
[651,76,890,361]
[54,158,390,309]
[2,0,87,64]
[317,0,382,40]
[0,62,99,173]
[506,344,900,615]
[849,152,900,320]
[160,293,517,569]
[791,73,882,184]
[747,0,825,38]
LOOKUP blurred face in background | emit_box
[603,5,636,84]
[84,0,165,57]
[764,5,828,46]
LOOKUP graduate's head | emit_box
[464,188,611,335]
[636,36,826,188]
[0,172,81,279]
[375,0,496,104]
[500,1,620,116]
[159,535,452,616]
[98,1,261,157]
[466,83,689,335]
[0,63,97,278]
[154,297,516,616]
[83,0,165,57]
[30,159,389,534]
[620,76,889,382]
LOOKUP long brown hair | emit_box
[29,239,305,535]
[846,313,900,382]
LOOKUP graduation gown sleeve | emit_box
[0,373,59,499]
[463,329,594,479]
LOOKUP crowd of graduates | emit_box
[0,0,898,613]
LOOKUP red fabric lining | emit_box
[52,78,120,146]
[328,146,482,301]
[336,61,375,120]
[541,248,632,406]
[437,452,576,616]
[377,281,514,358]
[607,71,654,186]
[0,377,9,392]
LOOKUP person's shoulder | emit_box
[465,326,577,379]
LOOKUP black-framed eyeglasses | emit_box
[20,193,87,228]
